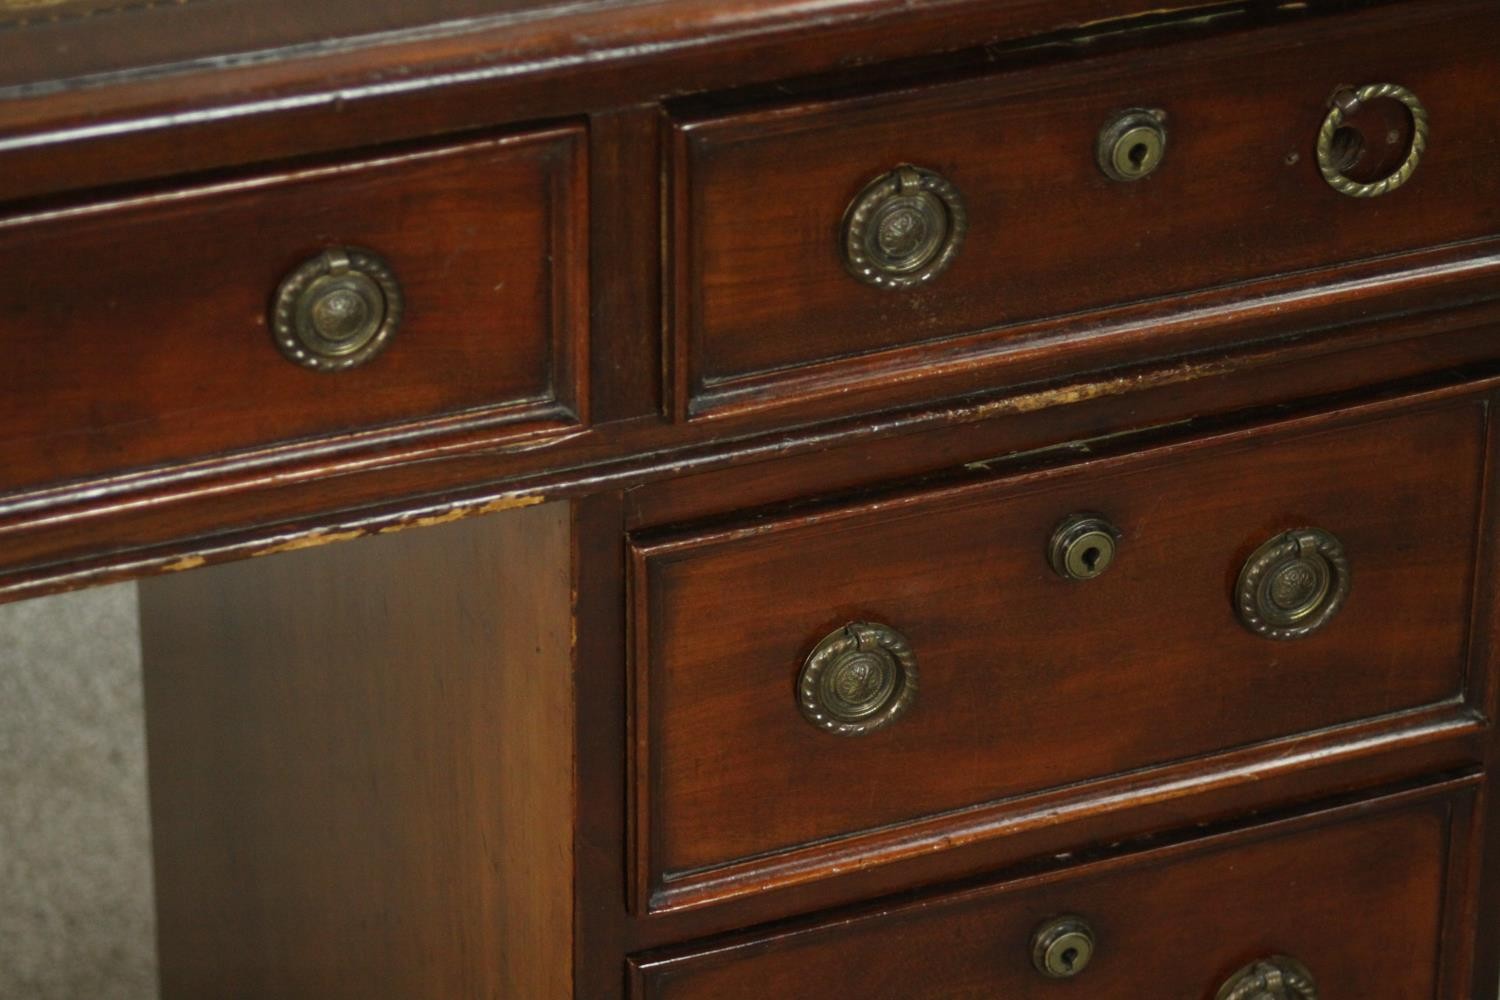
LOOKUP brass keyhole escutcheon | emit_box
[1031,916,1096,979]
[1049,514,1121,581]
[1097,108,1168,182]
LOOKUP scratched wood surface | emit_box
[631,782,1477,998]
[671,2,1500,418]
[4,1,1493,997]
[0,126,587,494]
[0,2,1330,204]
[631,398,1485,908]
[3,2,1499,600]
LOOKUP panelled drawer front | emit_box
[630,400,1484,911]
[0,125,586,494]
[631,782,1475,998]
[671,2,1500,417]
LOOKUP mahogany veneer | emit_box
[0,126,587,493]
[631,398,1485,912]
[631,779,1482,998]
[3,1,1499,997]
[671,1,1500,418]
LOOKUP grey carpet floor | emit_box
[0,583,157,1000]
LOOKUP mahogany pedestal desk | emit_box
[4,1,1500,996]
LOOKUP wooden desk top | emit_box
[0,0,1279,203]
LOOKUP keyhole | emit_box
[1060,947,1079,971]
[1081,546,1101,571]
[1127,142,1151,171]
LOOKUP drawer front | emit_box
[671,2,1500,417]
[630,400,1484,910]
[0,126,586,494]
[631,782,1476,998]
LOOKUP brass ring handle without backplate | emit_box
[1216,956,1318,1000]
[1317,83,1428,198]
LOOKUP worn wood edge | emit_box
[621,386,1493,919]
[628,382,1491,555]
[138,503,578,996]
[664,0,1500,422]
[628,770,1482,974]
[0,0,1249,124]
[4,343,1500,608]
[682,243,1500,423]
[0,121,591,521]
[637,703,1484,916]
[626,311,1500,529]
[0,0,1406,205]
[1,234,1496,539]
[0,408,587,528]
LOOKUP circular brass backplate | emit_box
[842,165,967,290]
[797,622,917,736]
[272,247,403,371]
[1235,528,1349,640]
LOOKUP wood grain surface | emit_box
[631,779,1478,999]
[632,399,1485,907]
[5,3,1499,996]
[139,502,577,998]
[672,2,1500,416]
[0,126,586,494]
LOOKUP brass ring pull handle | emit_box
[272,247,403,371]
[797,622,917,736]
[1317,83,1428,198]
[1216,956,1318,1000]
[842,165,967,289]
[1235,528,1350,640]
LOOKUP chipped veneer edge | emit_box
[971,357,1240,418]
[373,493,546,534]
[230,493,548,559]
